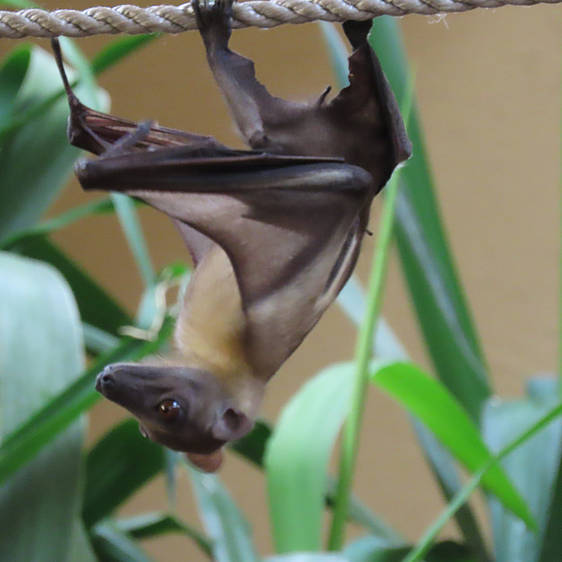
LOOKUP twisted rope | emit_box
[0,0,557,38]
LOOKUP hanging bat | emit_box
[52,0,411,472]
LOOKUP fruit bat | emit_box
[52,0,411,472]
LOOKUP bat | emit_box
[52,0,411,472]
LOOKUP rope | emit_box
[0,0,557,38]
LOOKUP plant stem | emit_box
[327,170,402,550]
[328,78,413,550]
[404,402,562,561]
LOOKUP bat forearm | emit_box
[206,50,268,148]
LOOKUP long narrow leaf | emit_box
[320,19,489,421]
[91,35,158,75]
[369,17,490,420]
[0,253,85,562]
[336,268,486,556]
[82,323,120,355]
[231,420,401,541]
[538,458,562,561]
[320,22,489,557]
[188,467,260,562]
[0,197,116,250]
[266,363,354,552]
[111,193,156,287]
[14,237,131,334]
[329,78,413,549]
[115,512,212,557]
[90,521,154,562]
[264,552,349,562]
[0,317,174,484]
[405,402,562,562]
[482,378,562,562]
[67,519,98,562]
[83,420,166,527]
[0,45,29,125]
[410,419,490,561]
[0,45,104,238]
[345,537,474,562]
[338,277,408,361]
[0,34,156,140]
[370,360,535,527]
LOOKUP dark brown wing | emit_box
[76,134,371,376]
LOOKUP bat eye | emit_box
[157,399,182,422]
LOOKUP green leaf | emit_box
[230,419,399,541]
[320,23,489,556]
[189,467,260,562]
[91,35,158,76]
[83,323,120,355]
[0,252,85,562]
[67,519,98,562]
[337,282,486,554]
[319,21,489,417]
[344,536,407,562]
[266,554,347,562]
[0,0,36,8]
[0,197,116,250]
[111,193,156,287]
[0,45,30,125]
[369,360,535,527]
[344,537,474,562]
[482,378,562,562]
[369,17,490,421]
[406,403,562,562]
[0,317,174,484]
[83,420,166,527]
[90,520,154,562]
[14,237,131,335]
[539,457,562,561]
[338,277,408,361]
[409,419,490,561]
[164,449,180,508]
[265,363,354,553]
[0,45,106,239]
[0,34,155,141]
[115,512,212,557]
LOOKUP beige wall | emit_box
[5,3,560,558]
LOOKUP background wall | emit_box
[5,3,560,559]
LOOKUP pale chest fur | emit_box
[174,244,262,415]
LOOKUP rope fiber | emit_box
[0,0,558,38]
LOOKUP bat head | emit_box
[96,362,253,470]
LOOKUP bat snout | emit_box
[95,365,118,395]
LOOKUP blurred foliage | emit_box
[0,16,559,562]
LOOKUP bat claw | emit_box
[192,0,233,52]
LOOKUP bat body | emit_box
[52,0,411,471]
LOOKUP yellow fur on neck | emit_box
[174,244,263,416]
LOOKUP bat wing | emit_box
[77,139,371,376]
[327,20,413,184]
[195,6,411,192]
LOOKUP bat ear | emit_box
[212,407,253,442]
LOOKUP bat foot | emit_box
[193,0,234,53]
[342,20,373,50]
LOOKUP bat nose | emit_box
[96,366,116,392]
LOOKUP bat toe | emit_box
[192,0,233,44]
